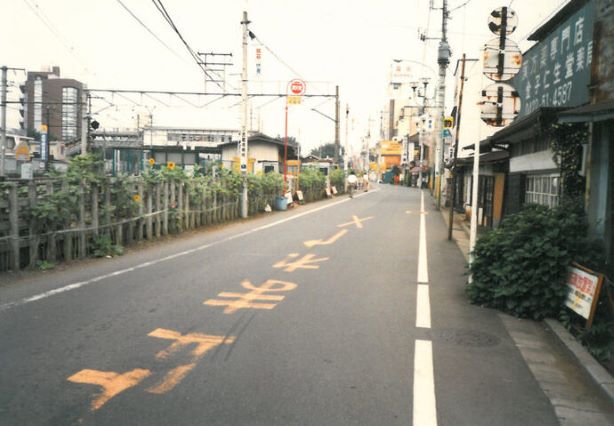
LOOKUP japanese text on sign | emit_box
[512,1,594,118]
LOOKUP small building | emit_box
[219,132,298,174]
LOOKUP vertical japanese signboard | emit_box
[512,1,595,118]
[40,124,48,162]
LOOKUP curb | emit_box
[544,318,614,404]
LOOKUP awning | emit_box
[487,107,563,145]
[462,108,563,152]
[558,100,614,123]
[456,150,509,167]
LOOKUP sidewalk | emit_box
[437,201,614,424]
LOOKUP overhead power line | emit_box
[21,0,94,76]
[115,0,188,64]
[151,0,224,90]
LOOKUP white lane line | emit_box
[417,191,429,284]
[413,339,438,426]
[416,284,431,329]
[0,191,380,312]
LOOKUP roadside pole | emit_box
[435,0,450,209]
[334,85,340,166]
[1,66,7,178]
[448,54,467,240]
[240,10,250,218]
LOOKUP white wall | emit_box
[509,150,558,173]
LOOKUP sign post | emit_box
[40,124,49,170]
[284,79,305,193]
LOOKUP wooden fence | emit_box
[0,176,305,273]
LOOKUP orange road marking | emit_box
[273,253,330,272]
[146,329,232,394]
[303,229,348,248]
[147,363,196,395]
[148,328,233,360]
[337,215,374,229]
[67,368,151,411]
[204,279,297,314]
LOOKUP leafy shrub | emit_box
[467,202,603,320]
[298,168,327,202]
[329,168,345,193]
[91,235,124,257]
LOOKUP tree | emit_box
[309,143,343,159]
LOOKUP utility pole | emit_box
[334,85,340,166]
[435,0,450,209]
[448,54,467,240]
[344,103,349,171]
[240,10,250,218]
[80,88,88,156]
[1,66,7,178]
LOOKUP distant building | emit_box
[219,133,298,174]
[20,66,85,143]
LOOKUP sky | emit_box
[3,0,567,154]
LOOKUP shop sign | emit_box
[564,263,603,328]
[512,1,595,118]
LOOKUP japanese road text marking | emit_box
[67,368,151,411]
[204,279,297,314]
[303,229,348,248]
[337,215,374,229]
[273,253,330,272]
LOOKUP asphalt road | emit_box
[0,184,559,425]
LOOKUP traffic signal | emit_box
[443,116,454,129]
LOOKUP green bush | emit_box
[299,168,327,202]
[329,168,345,194]
[91,235,124,257]
[467,202,603,320]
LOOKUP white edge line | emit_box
[413,339,438,426]
[417,191,429,284]
[416,285,431,329]
[0,190,379,312]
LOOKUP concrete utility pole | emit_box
[1,66,7,178]
[334,85,340,166]
[435,0,450,209]
[240,10,250,218]
[344,104,349,171]
[80,87,88,156]
[448,54,467,240]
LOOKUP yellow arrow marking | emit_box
[337,215,374,229]
[303,229,348,248]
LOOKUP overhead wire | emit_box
[21,0,95,76]
[114,0,189,64]
[151,0,226,90]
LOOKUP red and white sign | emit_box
[564,264,603,326]
[288,79,306,96]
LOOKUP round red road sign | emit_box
[289,79,306,96]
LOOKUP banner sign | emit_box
[564,264,603,327]
[512,1,595,118]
